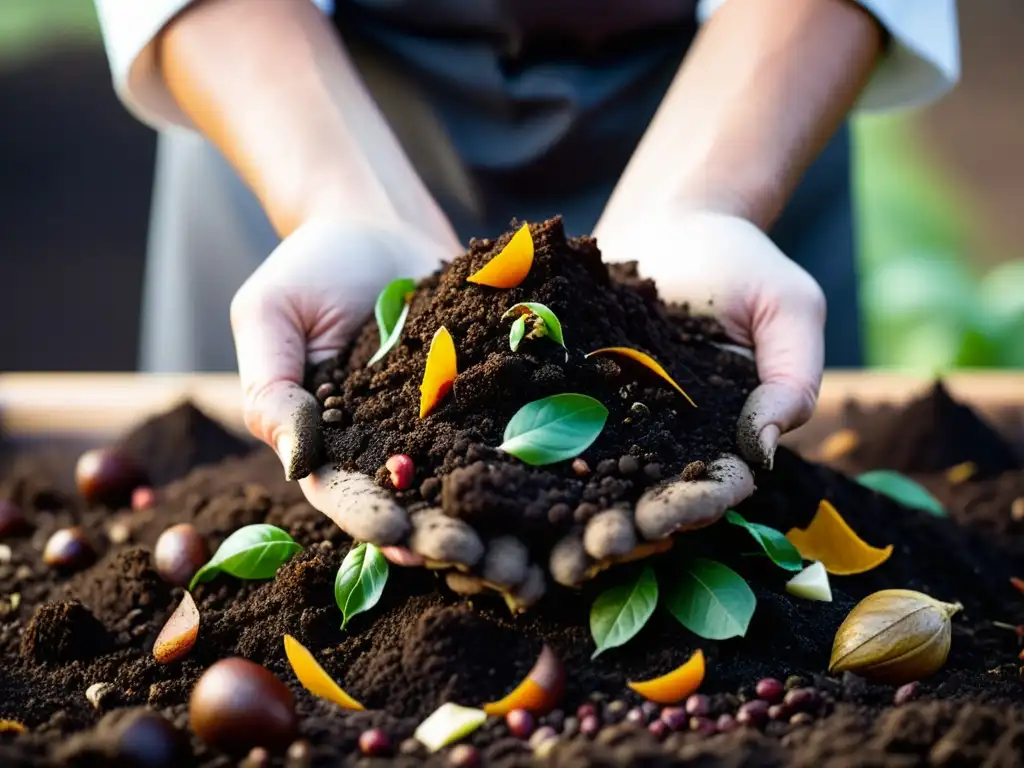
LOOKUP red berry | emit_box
[689,716,716,736]
[385,454,415,490]
[505,709,535,739]
[736,699,769,727]
[0,500,29,538]
[579,715,600,738]
[660,707,687,731]
[684,694,709,717]
[754,677,784,703]
[575,703,598,721]
[449,744,481,767]
[131,486,156,511]
[358,728,391,757]
[648,719,667,739]
[715,714,736,733]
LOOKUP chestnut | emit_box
[153,524,209,587]
[43,527,95,570]
[0,500,30,538]
[189,658,297,754]
[75,448,148,508]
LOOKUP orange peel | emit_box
[585,347,696,407]
[467,223,534,288]
[481,644,564,716]
[786,499,893,575]
[283,634,365,711]
[419,326,458,419]
[627,648,705,704]
[0,720,26,734]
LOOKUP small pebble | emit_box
[385,454,415,490]
[448,744,481,767]
[131,486,156,511]
[314,382,336,401]
[506,709,535,739]
[576,703,598,721]
[789,712,814,726]
[113,710,190,767]
[755,677,785,703]
[547,504,572,526]
[618,455,639,475]
[0,501,29,538]
[648,720,668,740]
[783,688,817,711]
[323,396,344,409]
[660,707,687,731]
[359,728,391,757]
[285,740,312,768]
[241,747,271,768]
[689,716,716,736]
[641,702,660,721]
[571,458,591,477]
[321,409,344,424]
[681,461,707,482]
[784,675,807,691]
[596,459,618,477]
[560,717,579,738]
[684,694,710,717]
[573,503,598,524]
[715,714,736,733]
[579,715,600,738]
[43,527,95,570]
[736,699,770,727]
[86,682,114,710]
[528,726,557,749]
[107,520,131,545]
[894,681,919,705]
[624,707,645,726]
[643,463,662,481]
[1012,498,1024,522]
[604,700,627,723]
[533,738,559,760]
[768,704,789,721]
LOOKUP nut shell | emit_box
[829,589,960,685]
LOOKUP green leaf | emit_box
[190,524,302,590]
[509,315,527,352]
[856,470,946,517]
[368,301,410,367]
[502,302,566,349]
[499,394,608,466]
[374,278,416,344]
[335,542,389,629]
[725,510,803,571]
[664,558,756,640]
[590,566,658,658]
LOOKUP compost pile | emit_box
[1,227,1024,766]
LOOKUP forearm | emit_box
[600,0,884,231]
[158,0,447,240]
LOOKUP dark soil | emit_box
[309,217,757,549]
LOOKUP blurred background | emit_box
[0,0,1021,372]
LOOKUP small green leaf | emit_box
[502,302,566,349]
[190,524,302,590]
[374,278,416,343]
[368,301,410,367]
[499,394,608,466]
[856,470,946,517]
[664,558,756,640]
[725,510,803,571]
[590,566,658,658]
[509,315,527,352]
[335,542,389,629]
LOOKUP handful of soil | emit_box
[308,218,758,560]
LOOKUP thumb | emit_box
[736,276,826,468]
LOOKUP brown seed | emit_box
[1012,498,1024,522]
[506,709,535,739]
[323,396,344,409]
[154,592,199,664]
[189,658,297,754]
[571,458,591,477]
[681,461,707,482]
[783,687,817,711]
[314,382,336,402]
[648,719,668,739]
[321,409,344,424]
[112,709,190,767]
[0,500,30,538]
[736,699,769,727]
[768,704,788,721]
[154,524,209,587]
[715,714,736,733]
[755,677,785,702]
[75,448,148,507]
[43,527,95,570]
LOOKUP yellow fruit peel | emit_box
[467,223,534,288]
[627,648,705,704]
[481,644,564,716]
[419,326,458,419]
[283,634,365,711]
[586,347,696,407]
[786,500,893,575]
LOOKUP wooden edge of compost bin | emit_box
[0,371,1022,445]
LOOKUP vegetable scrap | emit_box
[786,500,893,575]
[585,347,697,407]
[415,703,488,752]
[283,634,365,711]
[419,326,457,419]
[466,223,534,288]
[482,645,565,716]
[627,649,706,704]
[502,302,566,355]
[785,562,833,602]
[153,591,199,664]
[369,277,416,366]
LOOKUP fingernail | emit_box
[759,424,781,469]
[380,546,425,567]
[275,434,294,480]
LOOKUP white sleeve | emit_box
[696,0,960,113]
[93,0,336,130]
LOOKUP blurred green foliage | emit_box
[853,115,1024,371]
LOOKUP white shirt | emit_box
[94,0,960,130]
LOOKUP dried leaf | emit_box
[153,591,199,664]
[585,347,696,407]
[419,326,458,419]
[627,649,705,704]
[283,634,365,711]
[786,500,893,575]
[467,224,534,288]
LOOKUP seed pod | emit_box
[829,589,961,685]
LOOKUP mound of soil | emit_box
[309,217,757,548]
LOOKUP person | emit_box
[93,0,958,487]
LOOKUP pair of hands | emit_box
[230,210,825,605]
